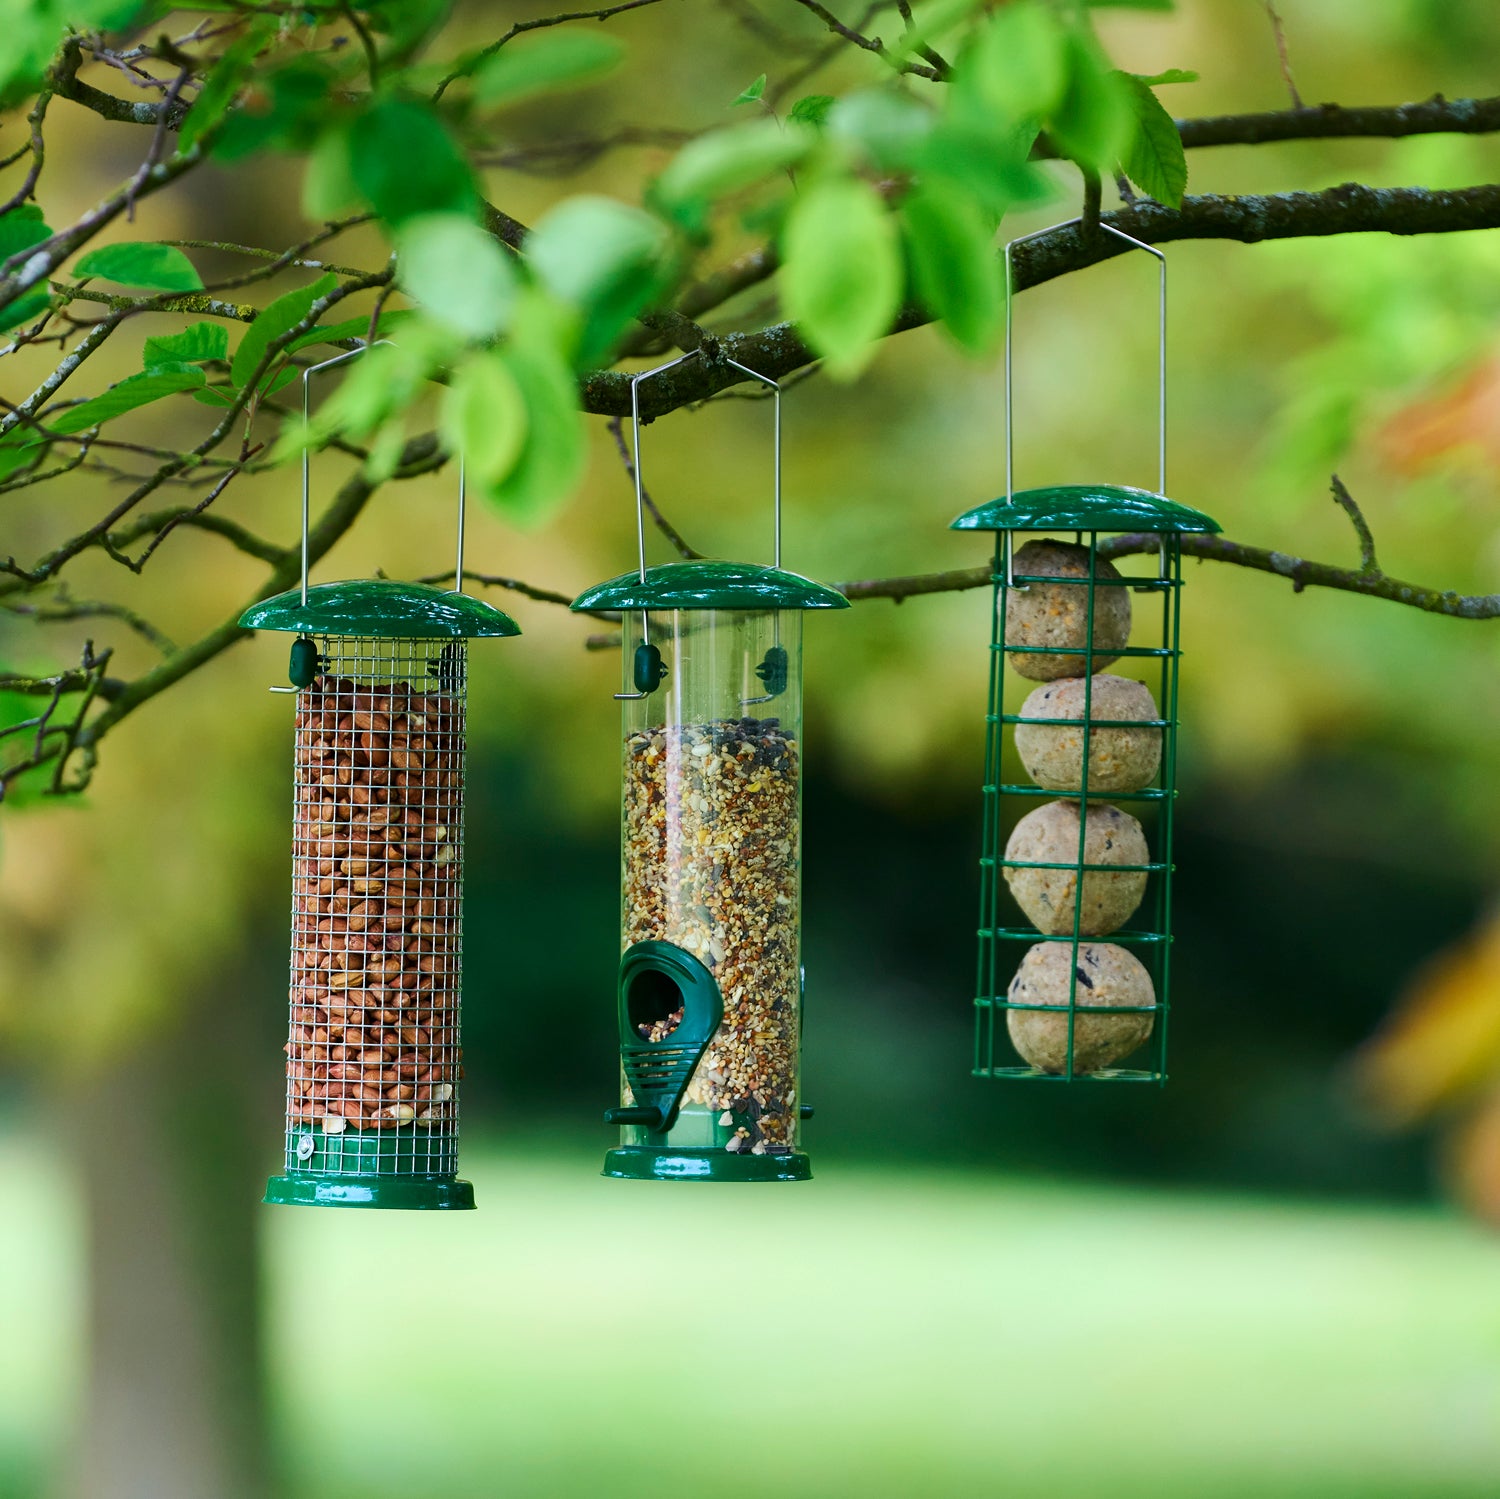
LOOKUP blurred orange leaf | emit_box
[1443,1084,1500,1226]
[1351,905,1500,1126]
[1379,355,1500,475]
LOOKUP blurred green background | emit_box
[4,1,1500,1495]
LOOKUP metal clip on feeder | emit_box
[240,344,520,1210]
[572,351,847,1181]
[951,225,1220,1086]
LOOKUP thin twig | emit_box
[606,415,702,559]
[1329,474,1379,575]
[1263,1,1303,110]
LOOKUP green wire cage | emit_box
[954,225,1219,1085]
[241,348,519,1209]
[572,353,847,1182]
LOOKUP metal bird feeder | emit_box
[953,225,1219,1084]
[241,348,519,1209]
[572,353,847,1181]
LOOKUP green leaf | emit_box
[890,0,983,59]
[0,203,50,264]
[734,74,767,107]
[1134,68,1198,86]
[1086,0,1174,9]
[143,321,229,369]
[394,214,516,340]
[441,352,528,495]
[526,196,672,366]
[231,273,337,388]
[788,94,835,128]
[472,30,624,107]
[485,294,585,525]
[1047,32,1132,171]
[302,125,361,222]
[780,174,902,380]
[73,242,203,293]
[0,284,51,333]
[348,97,477,226]
[957,2,1068,124]
[212,57,337,161]
[1117,73,1187,209]
[0,0,145,108]
[902,183,1002,354]
[179,20,273,153]
[655,120,813,218]
[192,386,237,407]
[828,92,932,170]
[50,365,206,433]
[286,308,412,353]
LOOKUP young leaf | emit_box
[0,285,51,333]
[1047,32,1132,172]
[0,203,50,264]
[472,30,624,107]
[1117,73,1187,209]
[957,2,1067,124]
[441,352,528,496]
[902,184,1002,354]
[655,120,812,217]
[1134,68,1199,86]
[526,196,672,366]
[50,365,206,433]
[734,74,767,107]
[780,174,902,380]
[143,321,229,369]
[788,93,835,128]
[302,126,361,222]
[349,98,477,226]
[230,273,338,388]
[179,20,274,153]
[485,294,586,525]
[828,92,932,171]
[394,214,516,340]
[72,242,203,293]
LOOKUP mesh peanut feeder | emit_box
[241,349,519,1210]
[571,353,847,1182]
[953,226,1219,1085]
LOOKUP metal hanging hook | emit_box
[1003,217,1167,508]
[613,349,785,701]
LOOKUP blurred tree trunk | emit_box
[60,985,274,1499]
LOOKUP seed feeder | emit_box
[240,348,520,1209]
[952,225,1219,1084]
[571,353,847,1181]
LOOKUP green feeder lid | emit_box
[571,560,849,613]
[951,484,1220,535]
[239,579,521,639]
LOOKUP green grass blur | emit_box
[4,1134,1499,1499]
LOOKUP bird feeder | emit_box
[241,348,519,1209]
[952,225,1219,1084]
[571,353,847,1181]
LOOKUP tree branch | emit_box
[586,182,1500,416]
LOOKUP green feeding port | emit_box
[573,560,845,1182]
[241,579,520,1209]
[950,485,1219,1086]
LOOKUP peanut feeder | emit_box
[953,225,1219,1085]
[571,353,847,1182]
[241,348,519,1210]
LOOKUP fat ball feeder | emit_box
[952,225,1219,1084]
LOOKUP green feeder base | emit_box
[602,1146,812,1183]
[264,1173,475,1210]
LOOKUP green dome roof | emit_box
[951,484,1220,535]
[571,560,849,613]
[239,579,521,639]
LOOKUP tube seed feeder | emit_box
[572,353,847,1181]
[952,226,1219,1085]
[241,348,519,1209]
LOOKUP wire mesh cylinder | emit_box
[272,634,470,1207]
[974,533,1181,1083]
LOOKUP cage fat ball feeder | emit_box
[952,224,1219,1085]
[240,347,520,1210]
[572,352,848,1181]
